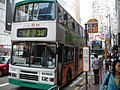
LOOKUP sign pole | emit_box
[82,46,90,90]
[85,23,88,90]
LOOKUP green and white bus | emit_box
[9,0,85,89]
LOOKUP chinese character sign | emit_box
[88,18,98,33]
[82,46,90,72]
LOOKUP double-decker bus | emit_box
[9,0,85,89]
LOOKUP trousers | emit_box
[93,69,99,84]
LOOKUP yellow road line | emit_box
[74,74,93,90]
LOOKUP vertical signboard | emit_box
[88,18,98,33]
[82,46,90,72]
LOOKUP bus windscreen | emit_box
[14,2,55,22]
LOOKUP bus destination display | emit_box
[17,28,47,37]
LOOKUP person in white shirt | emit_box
[92,54,100,85]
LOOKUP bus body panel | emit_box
[9,78,54,90]
[61,62,74,86]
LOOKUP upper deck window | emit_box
[14,2,55,22]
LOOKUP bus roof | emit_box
[16,0,56,6]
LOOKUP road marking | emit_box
[74,86,79,90]
[74,74,93,90]
[80,75,92,85]
[0,83,9,87]
[69,77,82,87]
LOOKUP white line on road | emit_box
[69,77,82,87]
[0,83,9,87]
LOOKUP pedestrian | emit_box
[105,59,110,72]
[92,54,100,85]
[105,54,112,72]
[100,59,120,90]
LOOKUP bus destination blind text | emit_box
[17,28,47,37]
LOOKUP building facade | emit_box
[0,0,11,47]
[91,0,117,49]
[57,0,80,23]
[116,0,120,47]
[0,0,15,55]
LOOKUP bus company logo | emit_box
[32,23,35,27]
[31,23,40,27]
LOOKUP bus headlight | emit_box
[42,77,48,81]
[9,73,17,77]
[49,78,54,82]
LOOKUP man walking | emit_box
[92,54,100,85]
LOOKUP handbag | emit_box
[103,72,111,90]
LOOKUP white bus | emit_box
[9,0,85,89]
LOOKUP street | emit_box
[0,72,94,90]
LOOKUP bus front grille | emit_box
[20,74,38,81]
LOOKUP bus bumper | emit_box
[9,78,57,90]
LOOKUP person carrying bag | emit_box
[100,60,120,90]
[100,71,111,90]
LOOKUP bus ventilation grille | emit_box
[20,74,38,81]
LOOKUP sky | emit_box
[80,0,93,27]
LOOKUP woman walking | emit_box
[100,60,120,90]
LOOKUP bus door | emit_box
[57,44,64,86]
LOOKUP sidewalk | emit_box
[87,67,106,90]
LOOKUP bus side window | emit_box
[64,47,74,62]
[57,46,63,63]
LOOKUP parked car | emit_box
[0,56,10,76]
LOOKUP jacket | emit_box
[100,72,120,90]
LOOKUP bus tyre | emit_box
[0,70,3,77]
[66,71,72,85]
